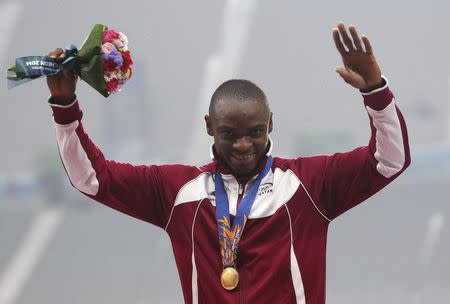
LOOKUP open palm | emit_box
[333,23,382,91]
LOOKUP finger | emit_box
[335,66,352,81]
[336,66,350,79]
[337,22,355,51]
[348,25,363,52]
[47,48,62,58]
[47,48,64,59]
[332,28,346,56]
[362,35,373,54]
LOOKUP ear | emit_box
[268,112,273,134]
[205,115,214,136]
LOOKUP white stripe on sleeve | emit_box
[366,99,405,178]
[54,120,99,195]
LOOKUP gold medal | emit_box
[220,267,239,290]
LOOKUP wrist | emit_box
[360,78,385,93]
[361,76,392,111]
[49,94,76,106]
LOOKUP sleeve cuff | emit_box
[362,76,394,111]
[49,96,83,124]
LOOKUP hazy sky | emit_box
[1,1,449,303]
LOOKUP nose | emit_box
[233,136,252,153]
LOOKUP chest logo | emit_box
[257,182,273,196]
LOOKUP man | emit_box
[46,23,410,303]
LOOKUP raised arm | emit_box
[296,23,410,221]
[46,48,175,228]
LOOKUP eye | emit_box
[220,130,234,139]
[251,128,265,137]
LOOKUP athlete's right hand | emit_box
[46,48,78,105]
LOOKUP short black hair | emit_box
[209,79,269,115]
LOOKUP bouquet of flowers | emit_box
[101,28,133,94]
[6,24,133,97]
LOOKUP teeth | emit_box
[233,154,255,160]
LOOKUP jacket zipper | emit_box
[237,183,245,205]
[238,183,244,195]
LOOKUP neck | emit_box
[217,156,268,185]
[236,174,253,185]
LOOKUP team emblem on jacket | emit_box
[257,182,273,196]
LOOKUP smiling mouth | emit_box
[232,153,256,160]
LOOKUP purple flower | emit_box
[102,44,123,68]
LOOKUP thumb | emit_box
[335,66,352,83]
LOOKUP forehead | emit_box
[212,97,269,127]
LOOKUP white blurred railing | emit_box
[187,0,258,163]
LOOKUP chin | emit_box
[231,164,257,178]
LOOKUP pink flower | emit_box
[101,42,115,54]
[103,29,119,43]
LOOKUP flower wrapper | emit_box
[6,24,133,97]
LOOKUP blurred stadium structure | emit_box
[1,0,449,303]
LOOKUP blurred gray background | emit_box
[1,0,449,303]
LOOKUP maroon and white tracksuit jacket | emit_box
[50,78,410,304]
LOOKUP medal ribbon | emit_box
[215,156,273,268]
[7,45,78,89]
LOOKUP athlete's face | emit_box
[205,97,273,180]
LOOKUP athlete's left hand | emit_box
[333,22,382,91]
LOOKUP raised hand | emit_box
[333,23,382,91]
[46,48,78,105]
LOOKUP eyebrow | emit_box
[251,124,267,129]
[217,124,266,131]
